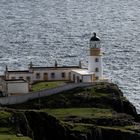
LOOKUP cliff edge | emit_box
[2,82,140,140]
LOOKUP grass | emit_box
[0,134,31,140]
[0,111,12,119]
[99,126,135,133]
[7,86,114,109]
[70,123,94,132]
[0,110,13,127]
[32,81,66,91]
[0,127,15,134]
[120,125,140,132]
[0,110,31,140]
[43,108,113,120]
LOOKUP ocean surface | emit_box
[0,0,140,112]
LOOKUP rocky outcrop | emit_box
[9,83,138,117]
[5,83,140,140]
[100,127,140,140]
[20,111,140,140]
[25,111,68,140]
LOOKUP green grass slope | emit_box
[4,82,140,140]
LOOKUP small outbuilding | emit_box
[71,69,96,83]
[1,79,29,96]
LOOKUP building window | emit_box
[36,73,40,79]
[96,76,99,80]
[51,73,55,79]
[11,77,15,80]
[19,76,23,79]
[95,67,99,72]
[26,76,31,81]
[61,72,65,78]
[95,58,99,62]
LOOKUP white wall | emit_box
[7,82,29,94]
[71,71,93,83]
[88,56,103,79]
[82,75,92,82]
[8,73,32,81]
[32,69,71,81]
[7,69,75,83]
[70,72,80,82]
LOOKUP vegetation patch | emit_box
[0,134,31,140]
[7,84,121,109]
[99,126,135,133]
[70,123,94,132]
[43,108,113,120]
[2,83,140,139]
[0,110,31,140]
[32,81,66,92]
[122,125,140,133]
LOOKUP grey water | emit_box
[0,0,140,112]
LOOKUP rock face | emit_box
[93,83,137,117]
[22,111,140,140]
[100,127,140,140]
[6,83,140,140]
[25,111,68,140]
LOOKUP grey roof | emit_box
[4,79,28,83]
[32,66,80,70]
[7,70,31,73]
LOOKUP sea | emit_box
[0,0,140,112]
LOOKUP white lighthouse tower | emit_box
[88,33,103,80]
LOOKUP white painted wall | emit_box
[1,79,29,95]
[88,56,103,79]
[7,82,29,94]
[7,68,76,83]
[82,75,91,82]
[32,69,71,81]
[71,72,92,83]
[71,72,81,82]
[8,73,32,82]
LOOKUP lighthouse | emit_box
[88,33,103,80]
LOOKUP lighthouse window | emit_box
[95,68,99,72]
[95,58,99,62]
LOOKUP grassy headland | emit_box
[0,110,31,140]
[2,82,140,140]
[31,81,66,92]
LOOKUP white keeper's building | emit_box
[1,33,105,95]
